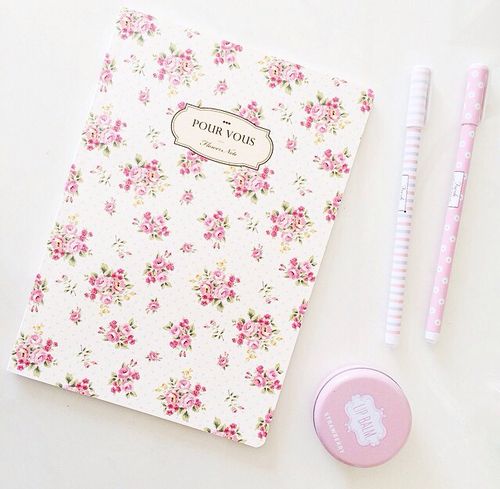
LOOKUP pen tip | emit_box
[385,333,400,347]
[425,331,440,344]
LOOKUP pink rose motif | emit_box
[118,366,131,379]
[69,308,81,325]
[106,331,119,342]
[169,325,181,337]
[286,137,297,153]
[104,198,116,215]
[246,364,283,393]
[152,257,165,270]
[31,349,48,365]
[217,352,229,369]
[30,289,43,304]
[138,87,150,105]
[146,351,161,362]
[180,335,191,349]
[180,242,194,253]
[65,180,78,195]
[214,80,228,95]
[199,210,230,248]
[164,318,195,357]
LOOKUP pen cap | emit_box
[406,66,431,128]
[461,64,489,126]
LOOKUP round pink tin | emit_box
[313,366,411,467]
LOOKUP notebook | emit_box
[8,7,374,447]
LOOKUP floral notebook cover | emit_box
[8,8,374,447]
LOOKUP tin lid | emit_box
[313,366,412,468]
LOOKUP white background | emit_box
[1,0,499,487]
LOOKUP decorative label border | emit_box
[171,103,274,170]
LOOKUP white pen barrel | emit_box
[385,67,431,346]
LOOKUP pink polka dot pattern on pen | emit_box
[425,65,488,343]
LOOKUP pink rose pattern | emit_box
[213,40,243,69]
[132,210,170,240]
[146,298,160,314]
[57,373,96,397]
[144,251,175,288]
[146,351,162,362]
[153,43,202,95]
[180,189,193,204]
[286,136,297,153]
[191,263,240,311]
[314,148,351,178]
[156,372,206,421]
[358,88,375,112]
[217,352,229,370]
[82,107,126,156]
[324,192,343,221]
[11,328,58,376]
[64,164,82,203]
[110,359,140,398]
[119,154,168,204]
[213,79,228,95]
[199,210,230,249]
[226,166,274,203]
[138,87,150,105]
[178,150,208,179]
[164,318,196,357]
[85,263,135,314]
[47,221,93,266]
[10,8,373,447]
[116,9,159,45]
[259,56,307,94]
[105,198,116,215]
[232,309,282,359]
[233,100,263,125]
[245,364,283,394]
[251,244,263,262]
[301,91,350,143]
[290,299,309,329]
[279,256,317,286]
[69,307,81,325]
[98,318,137,349]
[99,53,116,93]
[256,408,274,440]
[180,242,195,253]
[267,201,315,251]
[29,274,48,312]
[205,418,244,443]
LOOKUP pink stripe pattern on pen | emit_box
[385,67,431,346]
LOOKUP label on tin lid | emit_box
[345,394,387,447]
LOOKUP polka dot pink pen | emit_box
[425,64,489,343]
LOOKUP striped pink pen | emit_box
[425,64,489,343]
[385,66,431,346]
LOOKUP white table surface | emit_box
[1,0,499,487]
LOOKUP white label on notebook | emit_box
[171,104,273,170]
